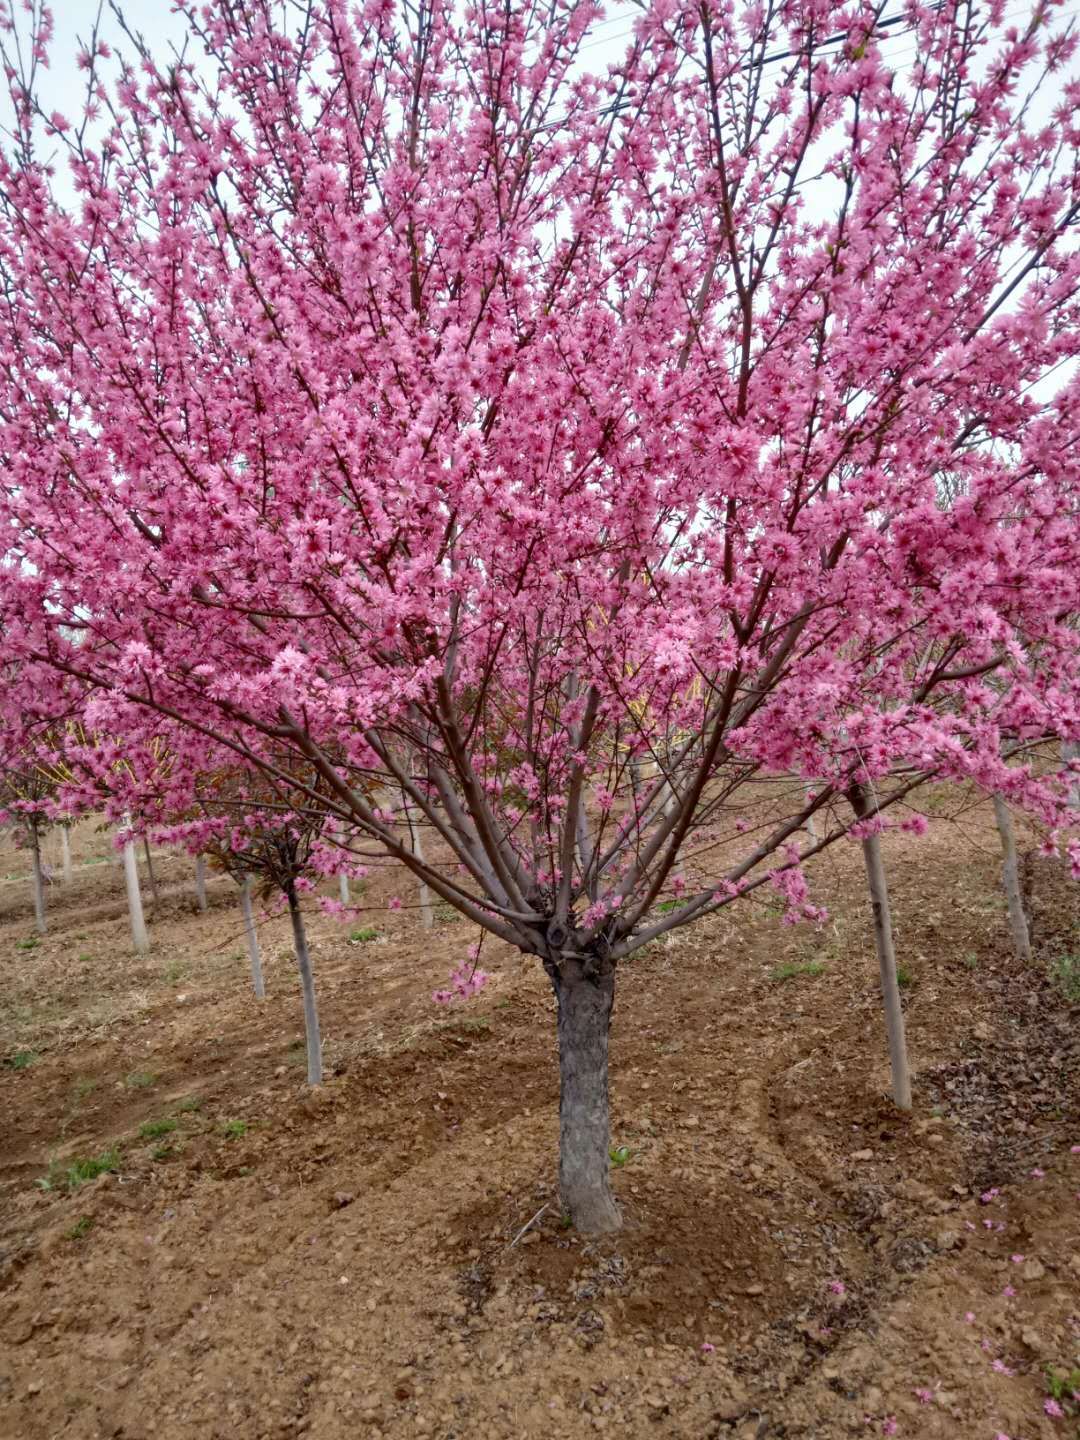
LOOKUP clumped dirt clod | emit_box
[0,806,1077,1440]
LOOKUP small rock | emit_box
[1022,1259,1045,1281]
[333,1192,355,1209]
[26,1380,43,1397]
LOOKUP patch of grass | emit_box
[1045,1365,1080,1419]
[654,899,681,914]
[77,953,94,963]
[73,1077,97,1100]
[163,960,186,985]
[139,1117,178,1140]
[16,936,40,952]
[150,1143,176,1162]
[1050,953,1080,1003]
[770,960,825,983]
[348,925,380,943]
[609,1145,632,1168]
[38,1146,120,1193]
[962,951,979,970]
[175,1096,201,1113]
[66,1216,93,1241]
[896,964,915,990]
[124,1070,158,1090]
[433,903,457,924]
[221,1119,247,1139]
[4,1048,39,1070]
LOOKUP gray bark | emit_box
[411,819,434,930]
[850,787,911,1110]
[240,877,265,1000]
[195,855,208,912]
[60,825,73,884]
[548,956,621,1233]
[287,884,323,1085]
[339,872,350,906]
[142,837,159,906]
[1063,739,1079,810]
[122,824,149,954]
[992,793,1032,963]
[29,820,46,935]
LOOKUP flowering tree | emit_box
[1,0,1079,1231]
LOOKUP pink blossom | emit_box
[828,1280,846,1296]
[1044,1398,1065,1418]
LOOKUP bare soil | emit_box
[0,800,1078,1440]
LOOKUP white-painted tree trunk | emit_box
[992,793,1032,963]
[286,884,323,1085]
[29,820,46,935]
[859,829,912,1109]
[1063,739,1079,810]
[339,872,350,906]
[411,820,434,930]
[122,823,149,954]
[59,825,73,884]
[850,785,911,1110]
[194,855,208,912]
[239,877,265,1000]
[804,782,818,838]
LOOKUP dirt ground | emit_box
[0,796,1078,1440]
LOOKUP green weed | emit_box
[38,1146,120,1193]
[4,1048,38,1070]
[770,960,825,983]
[222,1119,247,1139]
[348,925,380,944]
[896,964,915,990]
[175,1096,201,1114]
[139,1117,177,1140]
[124,1071,158,1090]
[609,1145,632,1168]
[66,1216,93,1241]
[16,937,39,952]
[151,1144,175,1162]
[1050,953,1080,1003]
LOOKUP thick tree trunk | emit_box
[548,956,621,1234]
[194,855,208,912]
[240,877,265,1000]
[850,786,911,1110]
[992,793,1032,963]
[59,825,73,884]
[142,837,159,906]
[29,820,46,935]
[286,883,323,1085]
[122,823,149,954]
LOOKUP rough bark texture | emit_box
[859,830,912,1110]
[29,821,46,935]
[122,829,149,955]
[992,793,1032,963]
[59,826,73,885]
[287,883,323,1086]
[240,878,265,1000]
[195,855,208,912]
[548,956,621,1234]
